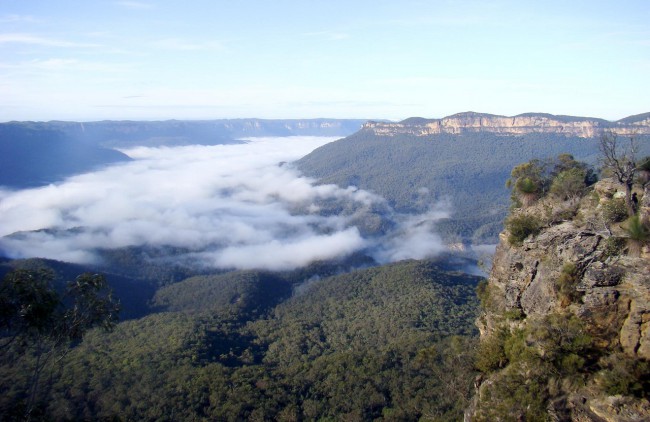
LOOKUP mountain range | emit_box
[1,112,649,420]
[0,118,366,188]
[298,112,650,245]
[364,111,650,137]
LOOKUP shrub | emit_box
[475,329,509,373]
[602,198,628,223]
[476,279,490,309]
[506,214,542,245]
[602,236,626,259]
[550,168,588,201]
[504,309,525,320]
[529,313,592,376]
[515,177,539,194]
[597,353,650,397]
[624,215,650,243]
[554,262,581,306]
[624,215,650,256]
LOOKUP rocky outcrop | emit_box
[468,178,650,421]
[364,112,650,138]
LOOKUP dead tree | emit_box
[599,132,638,217]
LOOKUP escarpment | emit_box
[467,177,650,421]
[364,112,650,138]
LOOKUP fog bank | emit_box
[0,137,449,270]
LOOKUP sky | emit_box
[0,137,448,270]
[1,0,649,121]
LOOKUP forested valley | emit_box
[2,118,649,421]
[1,257,480,421]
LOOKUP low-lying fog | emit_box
[0,137,450,270]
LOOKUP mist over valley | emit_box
[2,112,650,420]
[0,134,453,272]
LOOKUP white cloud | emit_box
[150,38,225,51]
[0,33,100,48]
[305,30,350,41]
[0,58,130,73]
[114,1,154,10]
[0,137,449,270]
[0,15,39,23]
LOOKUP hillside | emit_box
[0,259,481,420]
[466,174,650,420]
[297,114,650,245]
[0,123,131,188]
[297,132,593,244]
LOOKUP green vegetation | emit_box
[298,132,629,244]
[506,213,542,245]
[599,133,641,217]
[596,353,650,397]
[0,260,482,420]
[506,154,596,209]
[624,215,650,242]
[602,236,627,259]
[474,314,594,421]
[0,269,120,419]
[623,215,650,256]
[506,160,545,206]
[554,262,581,306]
[550,167,589,201]
[602,197,628,223]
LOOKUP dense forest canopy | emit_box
[1,116,649,420]
[0,259,481,421]
[297,131,650,244]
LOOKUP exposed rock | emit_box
[588,395,650,422]
[363,112,650,138]
[469,178,650,421]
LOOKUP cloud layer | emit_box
[0,137,448,270]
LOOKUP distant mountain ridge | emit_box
[2,118,367,148]
[0,118,366,188]
[364,112,650,138]
[297,117,650,245]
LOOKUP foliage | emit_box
[554,262,581,306]
[475,279,491,309]
[623,215,650,256]
[506,160,546,206]
[298,131,637,243]
[506,154,595,209]
[624,215,650,242]
[602,198,628,223]
[475,328,509,373]
[0,260,483,421]
[474,313,595,421]
[529,313,593,376]
[0,269,120,418]
[506,213,542,245]
[550,168,589,201]
[596,353,650,397]
[602,236,627,259]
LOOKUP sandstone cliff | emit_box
[364,112,650,138]
[467,177,650,421]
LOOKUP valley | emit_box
[1,113,649,420]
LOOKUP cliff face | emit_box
[468,179,650,421]
[364,112,650,138]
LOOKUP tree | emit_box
[637,156,650,188]
[599,133,639,217]
[506,160,545,206]
[0,269,120,419]
[549,168,587,202]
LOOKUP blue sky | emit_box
[1,0,648,121]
